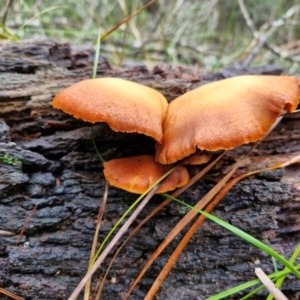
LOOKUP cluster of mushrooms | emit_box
[52,75,300,194]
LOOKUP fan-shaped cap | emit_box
[156,75,300,164]
[52,78,168,143]
[103,155,189,194]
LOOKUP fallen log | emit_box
[0,40,299,300]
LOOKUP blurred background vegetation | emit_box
[1,0,300,72]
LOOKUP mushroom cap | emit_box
[52,78,168,143]
[103,155,189,194]
[156,75,300,164]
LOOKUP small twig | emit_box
[84,182,108,300]
[238,0,300,66]
[15,204,38,246]
[1,0,13,26]
[237,0,259,38]
[100,0,156,42]
[0,230,15,236]
[118,0,142,41]
[255,268,289,300]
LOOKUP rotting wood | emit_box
[0,40,299,300]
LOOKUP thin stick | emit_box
[238,0,299,65]
[0,230,15,236]
[1,0,14,26]
[255,268,289,300]
[100,0,156,42]
[15,204,38,246]
[84,182,108,300]
[237,0,259,38]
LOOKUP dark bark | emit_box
[0,40,299,300]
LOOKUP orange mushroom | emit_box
[103,155,189,194]
[52,77,168,143]
[156,75,300,164]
